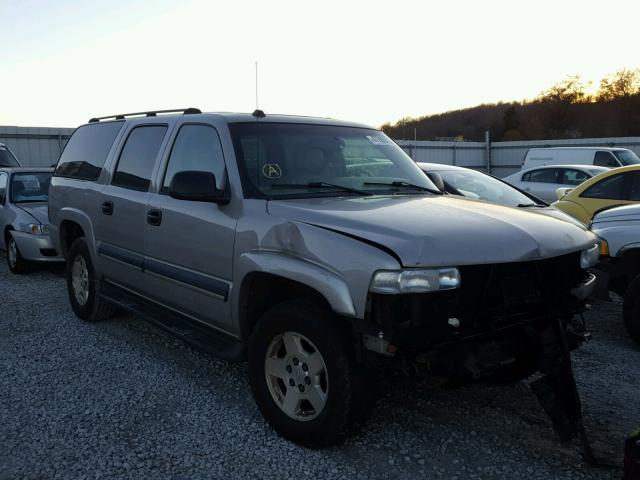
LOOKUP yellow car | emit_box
[552,164,640,224]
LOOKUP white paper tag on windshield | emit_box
[366,135,393,146]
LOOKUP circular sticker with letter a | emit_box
[262,163,282,179]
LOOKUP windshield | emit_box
[10,172,52,203]
[613,150,640,166]
[229,123,437,198]
[427,167,537,207]
[0,147,20,167]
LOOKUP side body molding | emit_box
[236,251,357,318]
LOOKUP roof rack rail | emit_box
[88,108,201,123]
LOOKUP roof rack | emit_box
[88,107,201,123]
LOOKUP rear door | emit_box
[520,168,561,203]
[95,124,169,290]
[143,122,237,333]
[559,168,590,188]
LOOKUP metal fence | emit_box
[0,126,75,167]
[397,136,640,178]
[3,124,640,177]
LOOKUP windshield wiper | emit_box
[517,203,547,208]
[363,180,442,195]
[270,182,372,196]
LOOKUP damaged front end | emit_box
[355,251,598,461]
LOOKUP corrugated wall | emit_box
[0,126,75,167]
[398,136,640,178]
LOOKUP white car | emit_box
[502,165,609,204]
[522,147,640,169]
[591,204,640,344]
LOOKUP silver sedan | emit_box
[0,168,64,273]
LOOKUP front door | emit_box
[95,124,168,289]
[143,123,237,333]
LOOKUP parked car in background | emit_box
[416,162,586,226]
[502,165,609,204]
[0,143,21,167]
[522,147,640,169]
[552,165,640,224]
[0,168,63,273]
[590,204,640,344]
[49,108,599,448]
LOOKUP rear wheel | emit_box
[248,299,371,448]
[623,275,640,345]
[66,238,116,322]
[6,234,30,274]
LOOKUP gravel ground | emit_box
[1,253,638,480]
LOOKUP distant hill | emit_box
[381,69,640,141]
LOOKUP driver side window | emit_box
[581,172,627,200]
[594,151,620,167]
[162,124,226,193]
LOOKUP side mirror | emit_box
[426,171,446,192]
[556,187,573,200]
[169,171,229,204]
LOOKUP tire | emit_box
[6,234,31,274]
[623,275,640,345]
[248,299,371,448]
[66,237,116,322]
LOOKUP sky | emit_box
[1,0,639,128]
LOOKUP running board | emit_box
[99,281,244,362]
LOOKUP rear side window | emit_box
[162,124,226,193]
[522,169,559,183]
[593,151,620,167]
[581,173,627,200]
[55,122,124,180]
[560,169,589,186]
[112,125,167,191]
[0,172,7,203]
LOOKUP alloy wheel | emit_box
[264,331,329,421]
[71,255,90,306]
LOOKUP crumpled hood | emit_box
[17,203,49,225]
[267,195,597,267]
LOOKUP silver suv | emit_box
[49,108,599,448]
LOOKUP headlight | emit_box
[370,268,461,294]
[580,244,599,269]
[27,223,49,235]
[598,238,610,257]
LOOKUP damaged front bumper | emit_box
[357,252,593,377]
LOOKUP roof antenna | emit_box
[252,61,265,118]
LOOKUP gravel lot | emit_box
[1,253,638,480]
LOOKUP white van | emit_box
[522,147,640,169]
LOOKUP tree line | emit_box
[381,68,640,141]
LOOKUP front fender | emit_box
[235,251,357,317]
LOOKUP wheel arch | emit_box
[235,252,358,341]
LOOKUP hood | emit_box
[266,195,597,267]
[17,203,49,225]
[592,204,640,224]
[531,206,588,229]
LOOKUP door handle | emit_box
[102,201,114,215]
[146,209,162,226]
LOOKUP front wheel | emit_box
[6,234,30,274]
[248,300,371,448]
[623,275,640,345]
[66,238,116,322]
